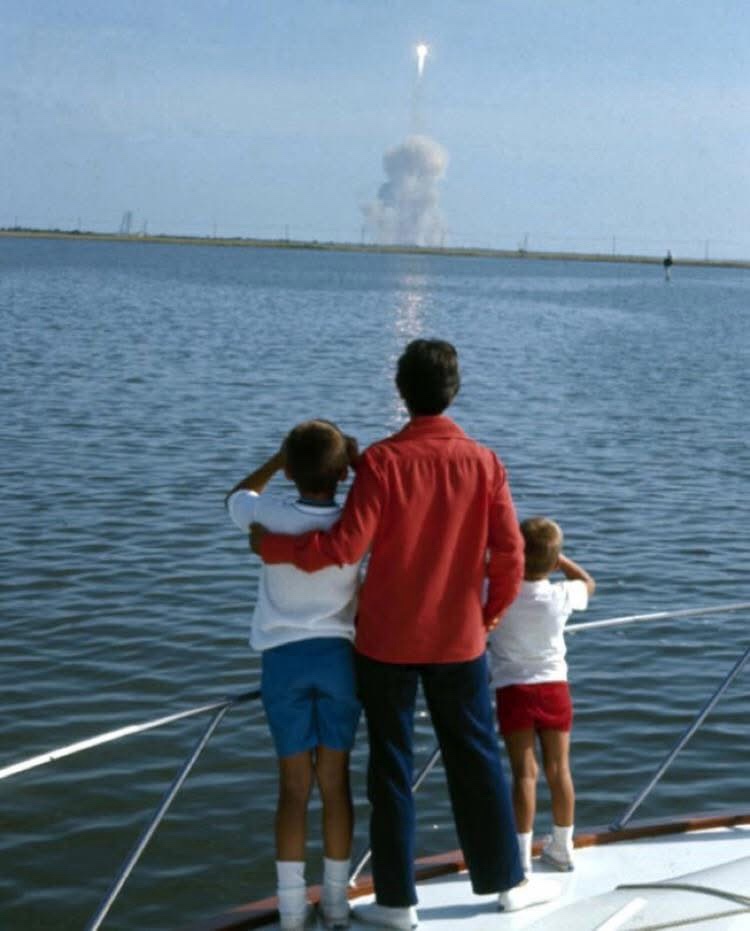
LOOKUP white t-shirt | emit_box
[488,579,589,688]
[227,490,360,652]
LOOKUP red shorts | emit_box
[495,682,573,735]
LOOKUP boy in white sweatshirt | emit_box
[226,420,362,930]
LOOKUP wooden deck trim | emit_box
[183,810,750,930]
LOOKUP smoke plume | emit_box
[363,134,448,247]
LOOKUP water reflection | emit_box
[387,274,428,430]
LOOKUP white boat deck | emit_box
[339,824,750,930]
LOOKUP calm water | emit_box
[1,238,748,930]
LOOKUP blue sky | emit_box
[3,1,749,257]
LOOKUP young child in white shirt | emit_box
[226,420,362,930]
[488,517,595,875]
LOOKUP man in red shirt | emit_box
[252,340,559,928]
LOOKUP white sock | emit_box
[552,824,574,853]
[322,857,350,915]
[276,860,306,922]
[516,832,533,874]
[323,856,350,886]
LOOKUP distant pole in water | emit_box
[663,249,673,282]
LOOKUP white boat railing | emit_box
[611,644,750,831]
[566,600,750,634]
[87,699,240,931]
[1,601,748,929]
[0,688,261,931]
[0,689,260,782]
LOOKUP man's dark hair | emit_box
[284,420,347,497]
[395,339,461,415]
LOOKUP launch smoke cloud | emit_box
[363,134,448,247]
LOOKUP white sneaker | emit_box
[498,876,560,912]
[351,902,418,928]
[540,839,575,871]
[278,915,305,930]
[279,903,313,930]
[320,895,350,929]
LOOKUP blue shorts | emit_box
[261,637,361,759]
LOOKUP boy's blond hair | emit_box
[521,517,563,579]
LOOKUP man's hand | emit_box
[485,615,502,634]
[249,522,268,555]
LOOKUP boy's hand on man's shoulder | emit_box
[249,522,267,555]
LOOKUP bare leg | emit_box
[503,730,538,834]
[539,729,574,826]
[314,746,353,860]
[276,751,314,861]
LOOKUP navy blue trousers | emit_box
[355,651,524,907]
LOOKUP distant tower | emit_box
[119,211,133,235]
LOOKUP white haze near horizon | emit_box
[2,1,749,259]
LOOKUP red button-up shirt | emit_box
[261,415,524,664]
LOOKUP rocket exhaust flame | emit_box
[416,43,429,77]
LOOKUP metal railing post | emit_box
[349,743,443,886]
[86,704,231,931]
[610,646,750,831]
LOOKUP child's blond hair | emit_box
[521,517,563,579]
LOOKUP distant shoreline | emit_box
[2,228,749,270]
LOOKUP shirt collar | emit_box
[397,415,467,439]
[293,498,340,513]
